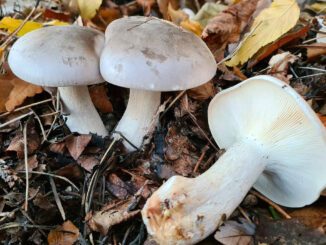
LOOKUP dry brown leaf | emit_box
[214,219,256,245]
[87,200,140,235]
[0,73,14,113]
[188,81,216,100]
[6,78,43,112]
[89,85,113,113]
[33,193,56,210]
[49,141,67,154]
[157,0,179,19]
[65,134,92,160]
[202,0,259,60]
[267,52,298,82]
[47,220,79,245]
[305,43,326,60]
[6,123,40,159]
[106,173,131,199]
[77,155,99,172]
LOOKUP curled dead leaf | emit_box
[48,220,79,245]
[89,85,113,113]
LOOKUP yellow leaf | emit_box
[0,17,42,36]
[78,0,102,19]
[180,19,202,36]
[0,17,69,37]
[225,0,300,67]
[309,3,326,13]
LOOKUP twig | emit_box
[0,111,33,129]
[0,98,53,118]
[23,119,30,211]
[17,170,79,191]
[298,66,326,73]
[49,176,66,221]
[238,206,253,223]
[0,222,54,231]
[160,90,185,119]
[193,144,209,173]
[30,109,47,142]
[250,190,291,219]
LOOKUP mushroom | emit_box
[8,25,108,136]
[100,16,216,151]
[141,75,326,244]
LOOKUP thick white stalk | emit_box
[114,89,161,151]
[59,86,108,137]
[142,139,267,245]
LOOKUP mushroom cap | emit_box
[208,75,326,207]
[8,25,104,87]
[100,16,216,91]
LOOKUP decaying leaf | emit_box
[48,220,79,245]
[248,23,309,68]
[225,0,300,67]
[77,155,99,172]
[167,4,202,36]
[192,2,227,27]
[106,173,132,199]
[89,85,113,113]
[77,0,102,19]
[5,78,43,112]
[267,52,298,82]
[87,200,140,235]
[65,134,92,160]
[202,0,259,60]
[188,81,216,100]
[214,219,256,245]
[0,72,14,113]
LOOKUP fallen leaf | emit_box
[5,78,43,111]
[167,4,202,36]
[43,9,71,22]
[87,200,140,235]
[225,0,300,67]
[0,17,68,37]
[255,214,326,244]
[305,43,326,60]
[267,51,298,82]
[319,114,326,127]
[48,220,79,245]
[248,23,309,68]
[49,141,67,155]
[309,2,326,14]
[202,0,259,60]
[33,193,56,210]
[106,173,132,199]
[77,0,102,19]
[16,154,39,172]
[157,0,179,19]
[89,85,113,113]
[65,134,92,160]
[290,204,326,233]
[214,219,256,245]
[192,2,227,27]
[0,72,14,113]
[136,0,155,15]
[6,122,41,159]
[77,155,99,172]
[188,81,216,100]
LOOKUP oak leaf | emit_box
[225,0,300,67]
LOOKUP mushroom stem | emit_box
[59,86,108,136]
[142,138,267,245]
[114,89,161,151]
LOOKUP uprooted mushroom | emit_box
[142,75,326,244]
[100,16,216,151]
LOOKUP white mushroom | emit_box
[141,75,326,245]
[8,25,108,136]
[100,16,216,151]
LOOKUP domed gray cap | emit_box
[8,25,104,87]
[100,16,216,91]
[208,75,326,207]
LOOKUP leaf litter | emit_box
[0,0,325,244]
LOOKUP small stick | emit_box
[160,90,185,119]
[23,119,29,211]
[17,170,79,191]
[49,176,66,221]
[250,190,291,219]
[193,144,209,173]
[238,206,253,224]
[0,98,53,118]
[0,111,33,128]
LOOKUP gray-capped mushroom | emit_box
[8,25,108,136]
[142,75,326,245]
[100,16,216,151]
